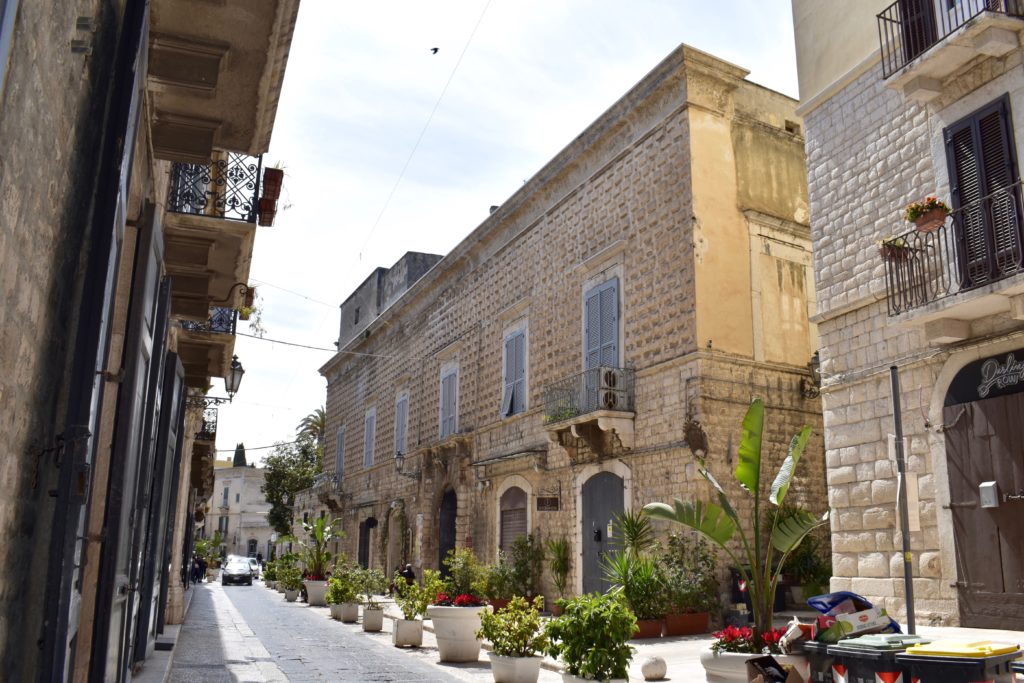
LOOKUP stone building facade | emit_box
[792,0,1024,628]
[0,0,298,679]
[204,463,274,560]
[298,45,825,600]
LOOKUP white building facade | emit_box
[204,465,274,559]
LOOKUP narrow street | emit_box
[169,581,466,682]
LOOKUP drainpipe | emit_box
[889,366,916,634]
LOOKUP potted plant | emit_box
[485,554,516,611]
[278,565,303,603]
[477,596,549,683]
[300,516,342,606]
[543,591,636,683]
[658,532,719,636]
[905,195,950,232]
[602,552,666,639]
[643,399,828,682]
[508,534,544,599]
[326,565,359,622]
[262,561,278,589]
[780,530,832,604]
[357,567,388,632]
[393,569,444,647]
[877,235,910,260]
[426,548,491,662]
[545,538,571,616]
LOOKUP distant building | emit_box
[204,465,273,560]
[297,45,825,598]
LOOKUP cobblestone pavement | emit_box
[168,581,468,682]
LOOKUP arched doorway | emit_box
[499,486,528,555]
[581,472,623,594]
[438,489,457,576]
[942,350,1024,628]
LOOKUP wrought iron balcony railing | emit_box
[543,366,635,423]
[878,0,1024,78]
[313,471,339,488]
[883,180,1024,315]
[180,307,238,335]
[167,151,262,222]
[196,407,218,441]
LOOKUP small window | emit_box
[395,394,409,455]
[502,331,526,417]
[363,409,376,467]
[235,493,240,503]
[354,306,360,324]
[440,369,458,438]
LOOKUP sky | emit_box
[214,0,801,465]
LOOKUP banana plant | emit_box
[300,516,343,580]
[643,399,829,650]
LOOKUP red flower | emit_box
[453,593,484,607]
[434,592,451,605]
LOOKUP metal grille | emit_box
[167,152,262,222]
[179,307,238,335]
[543,366,635,423]
[884,180,1024,315]
[878,0,1024,79]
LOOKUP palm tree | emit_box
[296,406,326,448]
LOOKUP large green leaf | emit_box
[643,500,737,548]
[769,425,812,506]
[735,399,765,493]
[697,466,741,525]
[770,508,829,554]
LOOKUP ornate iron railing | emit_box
[180,307,238,335]
[196,407,218,441]
[167,151,262,222]
[543,366,635,423]
[878,0,1024,78]
[883,180,1024,315]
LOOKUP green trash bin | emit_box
[894,640,1021,683]
[827,633,930,683]
[799,640,835,683]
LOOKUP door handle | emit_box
[593,528,601,542]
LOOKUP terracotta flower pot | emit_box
[262,167,284,201]
[914,207,948,232]
[879,244,910,260]
[632,617,664,639]
[489,597,511,612]
[665,611,709,636]
[258,196,277,227]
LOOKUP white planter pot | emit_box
[305,580,328,606]
[426,605,490,662]
[560,674,626,683]
[490,653,542,683]
[284,589,299,603]
[392,618,423,647]
[699,648,809,683]
[266,580,276,590]
[338,602,359,623]
[276,583,285,593]
[329,604,345,620]
[362,607,384,632]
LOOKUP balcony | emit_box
[883,181,1024,338]
[180,307,238,335]
[167,153,261,223]
[195,407,218,442]
[178,307,239,389]
[542,366,635,454]
[878,0,1024,100]
[309,472,346,512]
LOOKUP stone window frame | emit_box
[394,390,410,456]
[439,361,459,439]
[578,251,625,372]
[495,475,533,559]
[363,407,377,468]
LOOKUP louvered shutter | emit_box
[335,428,345,481]
[513,332,526,413]
[585,278,619,370]
[441,371,457,437]
[502,336,516,416]
[499,487,528,554]
[395,396,408,456]
[363,411,375,467]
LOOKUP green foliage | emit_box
[508,534,544,596]
[261,435,322,534]
[356,567,388,609]
[278,565,303,591]
[325,562,359,605]
[232,442,247,467]
[602,552,667,620]
[442,548,487,599]
[262,562,278,582]
[643,399,829,651]
[300,516,342,580]
[544,591,636,680]
[477,596,549,658]
[296,407,326,448]
[658,532,720,614]
[780,527,832,589]
[613,509,656,556]
[395,568,443,620]
[546,537,571,598]
[195,531,223,567]
[485,554,516,600]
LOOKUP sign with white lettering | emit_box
[945,349,1024,406]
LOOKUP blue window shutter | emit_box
[585,287,601,370]
[513,332,525,413]
[502,336,515,416]
[585,278,619,370]
[335,428,345,481]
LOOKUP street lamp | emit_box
[800,351,821,399]
[224,355,245,399]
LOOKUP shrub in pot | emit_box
[543,591,636,683]
[602,552,666,638]
[300,517,342,606]
[477,596,548,683]
[262,561,278,589]
[426,548,490,662]
[357,567,388,632]
[278,565,303,602]
[326,568,359,622]
[507,534,544,598]
[658,532,719,635]
[393,568,443,647]
[779,527,831,604]
[545,538,571,614]
[485,554,516,611]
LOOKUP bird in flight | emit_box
[431,47,439,54]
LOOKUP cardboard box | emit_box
[746,655,806,683]
[817,607,890,643]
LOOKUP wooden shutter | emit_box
[898,0,937,64]
[363,411,375,468]
[499,487,528,554]
[335,428,345,481]
[585,278,619,370]
[502,332,526,416]
[395,396,408,455]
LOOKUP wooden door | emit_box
[943,392,1024,628]
[438,489,457,575]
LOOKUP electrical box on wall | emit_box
[979,481,1000,509]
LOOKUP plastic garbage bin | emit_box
[827,633,930,683]
[1010,660,1023,680]
[799,640,835,683]
[894,640,1021,683]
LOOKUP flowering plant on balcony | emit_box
[904,196,950,222]
[877,235,910,260]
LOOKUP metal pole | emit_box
[889,366,916,634]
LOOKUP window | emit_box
[945,95,1022,289]
[499,487,528,554]
[502,331,526,417]
[395,393,409,455]
[235,493,240,503]
[363,408,376,467]
[354,306,360,324]
[218,516,229,534]
[584,278,619,370]
[0,0,19,102]
[335,427,346,481]
[222,487,229,507]
[440,368,458,438]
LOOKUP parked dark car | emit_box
[221,557,253,586]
